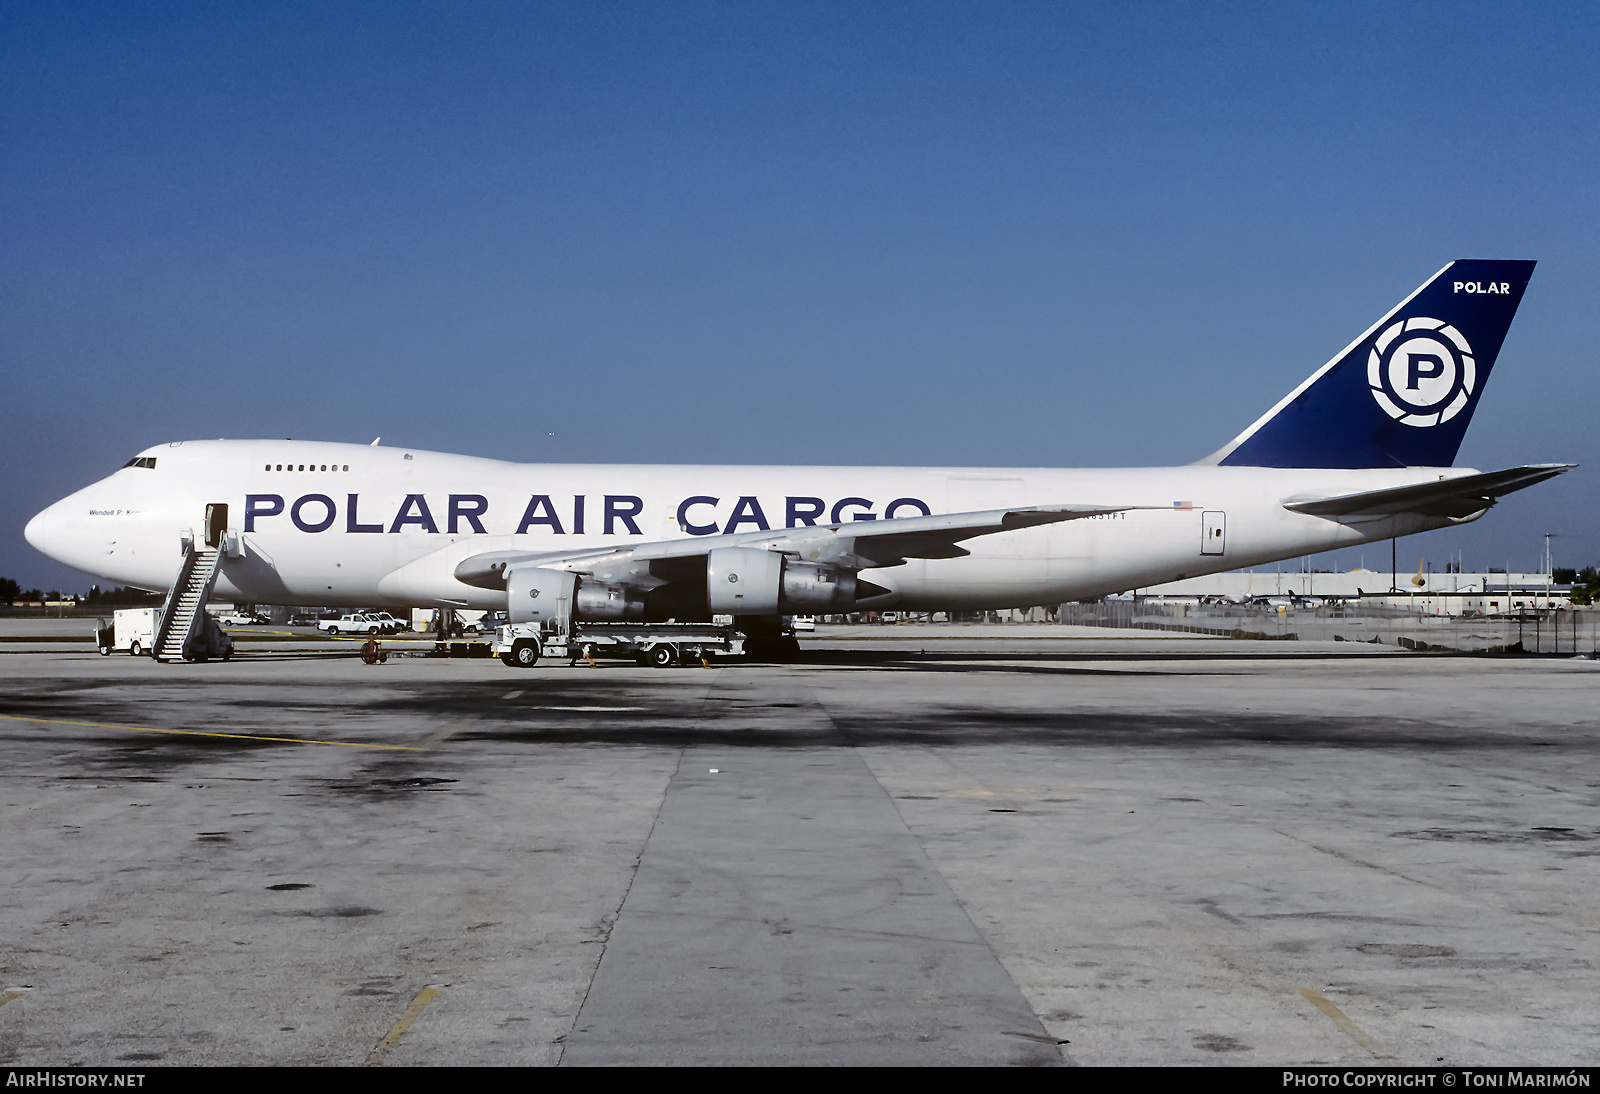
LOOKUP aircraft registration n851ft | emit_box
[25,260,1572,642]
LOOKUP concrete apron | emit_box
[560,680,1067,1066]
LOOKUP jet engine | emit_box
[705,547,857,615]
[503,550,857,634]
[506,566,647,633]
[506,566,576,630]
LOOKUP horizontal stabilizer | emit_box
[1282,464,1574,519]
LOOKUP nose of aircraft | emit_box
[24,498,73,566]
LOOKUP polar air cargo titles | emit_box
[25,260,1573,643]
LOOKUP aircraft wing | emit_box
[1281,464,1575,519]
[454,502,1139,589]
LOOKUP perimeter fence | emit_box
[1055,601,1600,655]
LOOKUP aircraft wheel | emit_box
[509,638,541,667]
[650,643,678,668]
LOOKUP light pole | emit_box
[1544,533,1555,613]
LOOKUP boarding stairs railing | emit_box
[154,538,223,662]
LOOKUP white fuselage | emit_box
[25,439,1478,610]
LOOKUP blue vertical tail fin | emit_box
[1202,260,1536,468]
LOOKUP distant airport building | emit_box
[1137,570,1569,614]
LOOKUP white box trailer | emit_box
[96,608,158,656]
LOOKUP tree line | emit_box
[1,578,160,606]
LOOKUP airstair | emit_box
[154,540,225,662]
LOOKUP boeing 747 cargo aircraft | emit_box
[25,260,1571,658]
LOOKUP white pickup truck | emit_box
[319,614,382,635]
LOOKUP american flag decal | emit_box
[1172,501,1194,510]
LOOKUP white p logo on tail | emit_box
[1367,318,1475,427]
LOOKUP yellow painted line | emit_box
[0,989,28,1008]
[0,713,421,751]
[365,986,441,1066]
[1300,987,1395,1061]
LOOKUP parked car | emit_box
[287,612,318,627]
[369,612,407,633]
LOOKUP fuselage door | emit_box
[1201,511,1225,556]
[205,503,229,549]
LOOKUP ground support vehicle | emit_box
[491,621,744,668]
[98,608,156,656]
[96,607,233,661]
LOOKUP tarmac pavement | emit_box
[0,624,1595,1065]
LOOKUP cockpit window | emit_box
[122,457,156,469]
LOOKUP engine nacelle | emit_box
[706,547,783,615]
[507,566,646,632]
[780,560,857,610]
[575,580,647,621]
[706,547,856,615]
[507,566,577,632]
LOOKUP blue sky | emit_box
[4,1,1597,590]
